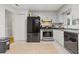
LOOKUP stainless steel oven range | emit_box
[41,29,53,41]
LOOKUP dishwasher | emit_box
[64,31,78,54]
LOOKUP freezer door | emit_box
[27,33,40,42]
[27,33,32,42]
[32,33,40,42]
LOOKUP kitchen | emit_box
[0,4,79,54]
[26,4,79,54]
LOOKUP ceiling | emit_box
[11,4,63,11]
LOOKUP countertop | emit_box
[40,27,64,29]
[40,27,79,33]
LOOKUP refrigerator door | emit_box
[27,33,40,42]
[27,33,32,42]
[32,17,40,33]
[32,33,40,42]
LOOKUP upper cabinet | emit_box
[71,5,79,26]
[55,13,64,24]
[58,5,79,29]
[58,14,64,23]
[71,5,79,19]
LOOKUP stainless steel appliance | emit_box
[43,31,53,37]
[27,16,40,42]
[42,29,53,41]
[64,31,78,54]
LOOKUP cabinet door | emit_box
[57,30,64,46]
[53,30,58,41]
[53,30,64,46]
[58,14,64,23]
[71,6,79,19]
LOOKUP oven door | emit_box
[42,30,53,41]
[64,32,78,54]
[43,31,53,37]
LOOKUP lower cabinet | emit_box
[53,29,64,47]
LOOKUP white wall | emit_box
[0,5,5,38]
[30,11,58,22]
[0,4,16,39]
[5,10,13,37]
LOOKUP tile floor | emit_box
[6,41,70,54]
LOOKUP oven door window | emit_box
[43,31,53,37]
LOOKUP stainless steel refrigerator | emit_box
[27,16,40,42]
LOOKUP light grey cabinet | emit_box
[53,29,64,47]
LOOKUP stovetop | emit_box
[40,27,59,29]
